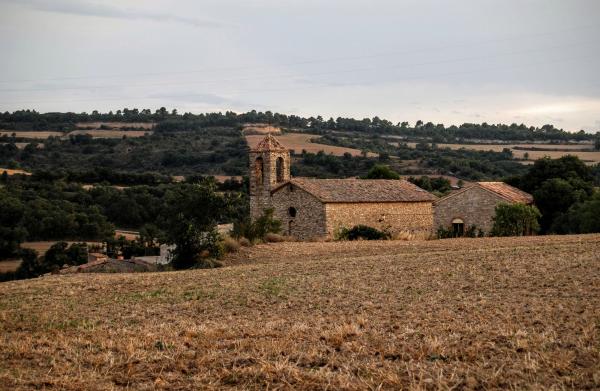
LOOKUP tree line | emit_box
[2,109,596,142]
[0,174,247,260]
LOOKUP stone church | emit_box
[249,134,436,240]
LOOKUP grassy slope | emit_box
[1,235,599,390]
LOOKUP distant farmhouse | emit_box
[249,134,436,240]
[434,182,534,235]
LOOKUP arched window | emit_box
[452,218,464,236]
[254,157,264,185]
[276,157,285,183]
[288,207,297,218]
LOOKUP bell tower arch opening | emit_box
[249,134,291,221]
[254,156,264,187]
[276,157,285,183]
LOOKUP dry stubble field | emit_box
[0,234,599,390]
[246,133,378,157]
[402,142,600,164]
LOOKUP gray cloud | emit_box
[6,0,222,28]
[145,92,266,110]
[147,92,233,105]
[1,0,599,132]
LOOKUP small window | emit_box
[254,157,264,185]
[288,207,297,218]
[276,157,285,183]
[452,218,464,236]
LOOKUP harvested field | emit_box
[0,260,21,273]
[246,132,377,157]
[67,130,151,138]
[242,123,282,134]
[81,184,128,190]
[75,122,155,130]
[214,175,242,183]
[21,241,101,255]
[0,168,31,176]
[115,230,140,241]
[0,131,63,139]
[405,142,595,151]
[403,142,600,164]
[0,234,598,390]
[512,149,600,164]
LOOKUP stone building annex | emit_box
[249,134,436,240]
[434,181,534,236]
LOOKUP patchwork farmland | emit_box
[401,142,600,164]
[67,129,152,138]
[246,132,378,157]
[0,131,64,139]
[1,234,598,390]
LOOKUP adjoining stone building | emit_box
[434,182,534,235]
[249,134,436,240]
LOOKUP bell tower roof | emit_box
[251,133,288,152]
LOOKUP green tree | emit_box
[160,183,228,269]
[42,241,71,272]
[552,192,600,233]
[363,164,399,179]
[533,178,588,233]
[491,203,541,237]
[514,156,594,232]
[0,193,27,258]
[66,243,88,265]
[518,155,593,193]
[139,223,161,248]
[15,248,40,279]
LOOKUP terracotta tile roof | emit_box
[477,182,534,204]
[251,134,288,152]
[280,178,437,203]
[435,181,533,204]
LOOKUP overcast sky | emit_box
[0,0,599,132]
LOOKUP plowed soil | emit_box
[1,234,599,390]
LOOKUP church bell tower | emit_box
[249,134,291,221]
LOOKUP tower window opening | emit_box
[255,157,264,186]
[276,156,285,183]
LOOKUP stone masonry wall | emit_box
[434,186,506,234]
[249,150,291,220]
[271,183,327,240]
[325,202,434,239]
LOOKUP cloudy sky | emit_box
[0,0,599,132]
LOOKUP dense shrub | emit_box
[222,236,241,253]
[550,192,600,234]
[337,225,390,241]
[232,208,281,243]
[437,225,483,239]
[491,203,541,237]
[362,165,399,179]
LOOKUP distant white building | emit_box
[132,244,174,265]
[130,224,232,265]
